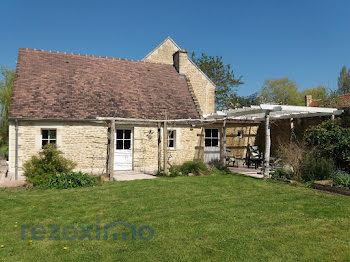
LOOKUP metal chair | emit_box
[246,145,263,169]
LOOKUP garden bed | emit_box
[311,181,350,197]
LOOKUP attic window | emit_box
[237,130,243,139]
[42,129,56,147]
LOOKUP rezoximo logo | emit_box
[21,220,154,241]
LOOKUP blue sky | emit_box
[1,0,350,96]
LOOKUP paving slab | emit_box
[113,171,157,181]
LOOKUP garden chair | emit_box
[225,149,236,167]
[246,145,264,169]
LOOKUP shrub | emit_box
[304,120,350,171]
[331,170,350,188]
[276,142,310,181]
[300,154,334,182]
[24,144,76,185]
[38,171,97,189]
[272,165,294,180]
[157,160,209,177]
[0,144,8,160]
[180,160,208,176]
[208,159,227,170]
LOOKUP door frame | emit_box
[114,128,134,171]
[204,128,221,163]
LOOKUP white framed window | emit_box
[205,129,219,147]
[116,129,132,150]
[168,130,176,149]
[42,129,57,147]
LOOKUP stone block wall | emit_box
[9,121,207,177]
[143,38,216,115]
[9,120,108,177]
[165,126,204,167]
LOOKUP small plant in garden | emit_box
[24,144,76,185]
[157,160,209,177]
[208,159,226,170]
[39,171,98,189]
[300,154,334,182]
[331,170,350,188]
[180,160,208,176]
[276,142,310,181]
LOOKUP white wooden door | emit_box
[114,129,133,171]
[204,128,220,163]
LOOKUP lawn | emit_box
[1,174,350,261]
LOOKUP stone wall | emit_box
[9,121,206,177]
[9,120,108,177]
[164,126,204,167]
[143,38,216,115]
[133,126,159,173]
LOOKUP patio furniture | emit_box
[246,145,264,169]
[225,149,236,167]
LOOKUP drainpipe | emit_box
[15,119,18,180]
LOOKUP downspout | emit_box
[15,119,18,180]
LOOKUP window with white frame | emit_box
[168,130,176,149]
[116,129,132,150]
[205,129,219,147]
[42,129,57,147]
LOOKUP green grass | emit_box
[1,173,350,261]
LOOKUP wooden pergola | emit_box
[99,104,342,181]
[204,104,343,177]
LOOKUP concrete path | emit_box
[229,166,264,179]
[113,171,157,181]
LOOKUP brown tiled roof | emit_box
[309,93,350,108]
[9,48,200,120]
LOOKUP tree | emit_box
[236,92,259,107]
[191,52,243,110]
[337,66,350,95]
[300,85,328,101]
[0,66,15,156]
[259,78,303,105]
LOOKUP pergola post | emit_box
[157,122,161,173]
[290,117,294,142]
[222,119,227,165]
[163,120,168,173]
[108,119,115,181]
[263,111,271,178]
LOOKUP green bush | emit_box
[208,159,227,170]
[300,154,334,182]
[38,171,97,189]
[24,144,76,185]
[180,160,208,176]
[0,144,8,160]
[331,170,350,188]
[272,165,295,180]
[157,160,209,177]
[304,120,350,171]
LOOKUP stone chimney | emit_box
[305,95,313,106]
[173,50,188,75]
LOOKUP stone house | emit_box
[10,37,255,179]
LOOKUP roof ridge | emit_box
[142,36,181,61]
[18,48,165,65]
